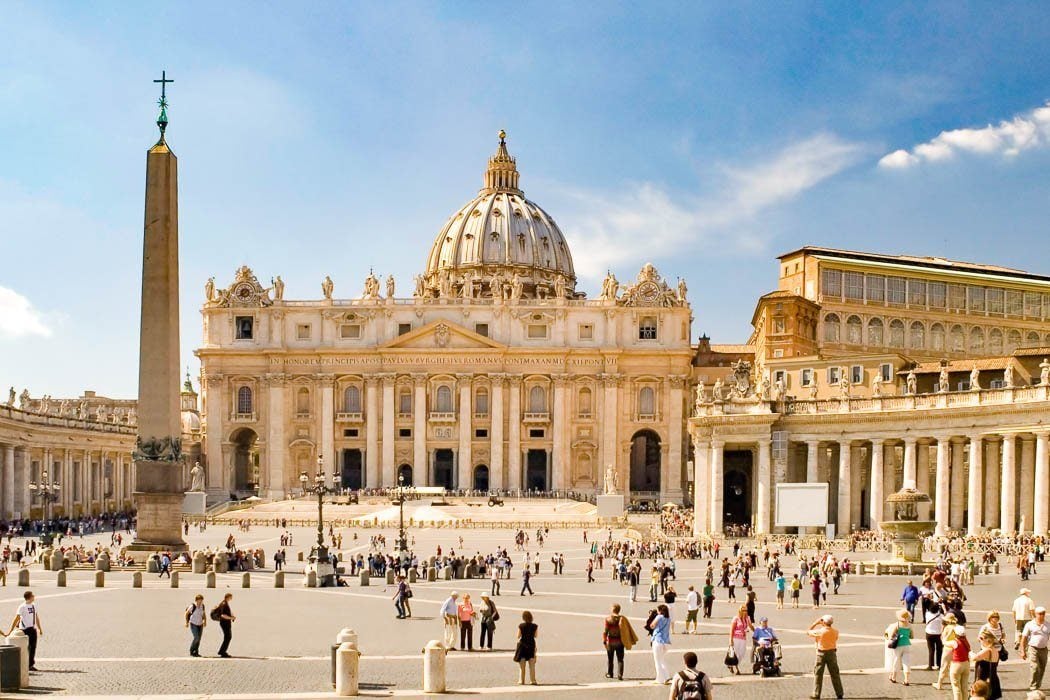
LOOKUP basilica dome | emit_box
[421,132,576,300]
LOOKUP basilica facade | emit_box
[196,134,695,503]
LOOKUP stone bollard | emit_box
[466,563,477,579]
[442,567,452,581]
[95,570,105,587]
[993,562,1000,575]
[408,568,417,583]
[305,570,318,588]
[147,557,160,574]
[360,571,370,587]
[242,572,251,588]
[192,552,207,574]
[96,553,111,572]
[5,629,29,689]
[274,571,285,588]
[206,571,216,588]
[335,641,360,696]
[42,548,53,571]
[132,571,142,588]
[214,556,229,574]
[874,562,883,576]
[386,570,395,585]
[428,567,437,582]
[422,639,447,693]
[16,569,29,587]
[49,550,64,571]
[56,569,67,587]
[171,571,180,588]
[332,628,358,687]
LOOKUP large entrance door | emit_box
[629,430,661,495]
[723,450,753,526]
[473,465,489,491]
[341,449,363,490]
[434,449,454,490]
[231,428,259,493]
[525,449,548,491]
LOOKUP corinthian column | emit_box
[265,374,286,499]
[709,441,724,535]
[457,375,473,489]
[1035,432,1049,536]
[692,436,710,534]
[755,438,771,534]
[934,437,950,536]
[1001,435,1017,533]
[380,374,395,488]
[412,374,427,486]
[365,377,379,488]
[836,441,851,536]
[967,435,984,535]
[489,375,505,490]
[551,375,569,490]
[869,439,884,529]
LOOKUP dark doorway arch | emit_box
[473,465,489,491]
[525,449,548,491]
[723,450,753,526]
[629,430,661,494]
[398,464,413,486]
[230,428,259,493]
[434,449,454,489]
[341,449,363,490]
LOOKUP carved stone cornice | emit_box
[377,372,397,384]
[317,373,336,387]
[669,375,687,389]
[599,373,622,387]
[411,373,428,386]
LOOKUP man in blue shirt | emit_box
[901,580,920,618]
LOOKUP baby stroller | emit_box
[751,637,782,676]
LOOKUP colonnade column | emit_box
[916,442,931,520]
[507,377,522,491]
[967,435,984,535]
[902,437,917,487]
[551,375,568,491]
[457,375,472,490]
[1001,435,1017,533]
[365,377,380,489]
[949,439,966,530]
[805,441,819,483]
[692,437,710,535]
[1021,437,1036,532]
[412,374,427,487]
[934,437,951,536]
[489,376,504,491]
[2,444,13,518]
[984,438,1001,529]
[869,439,884,531]
[62,448,73,513]
[1035,431,1050,536]
[266,375,286,499]
[755,438,771,535]
[709,441,724,535]
[836,441,851,536]
[320,375,335,489]
[380,375,395,487]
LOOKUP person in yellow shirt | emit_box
[807,614,843,699]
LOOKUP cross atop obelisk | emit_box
[153,70,174,140]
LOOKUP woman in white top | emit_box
[924,599,944,670]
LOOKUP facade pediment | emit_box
[380,320,506,351]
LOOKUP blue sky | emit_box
[2,2,1050,398]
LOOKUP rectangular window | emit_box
[639,316,658,340]
[343,428,359,438]
[772,349,784,358]
[987,288,1004,315]
[887,276,906,305]
[398,392,412,414]
[948,284,966,311]
[474,323,489,337]
[968,286,986,313]
[990,379,1005,390]
[527,324,548,339]
[578,324,594,340]
[340,324,362,339]
[528,428,545,439]
[773,370,787,386]
[235,316,254,340]
[850,365,863,384]
[907,279,926,307]
[800,368,813,386]
[827,366,841,384]
[397,323,412,336]
[844,272,864,300]
[475,429,488,438]
[1007,290,1023,316]
[398,428,412,439]
[928,282,947,309]
[865,274,885,303]
[1025,292,1042,318]
[296,323,311,340]
[880,363,892,382]
[820,268,842,298]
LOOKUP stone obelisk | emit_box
[129,71,187,552]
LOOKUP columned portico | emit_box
[709,440,724,534]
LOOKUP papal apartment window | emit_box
[638,316,658,340]
[296,324,311,340]
[879,363,892,382]
[340,324,362,339]
[398,323,412,336]
[578,324,594,340]
[527,324,548,339]
[801,369,813,386]
[850,365,863,384]
[474,323,489,337]
[827,367,841,384]
[235,316,254,340]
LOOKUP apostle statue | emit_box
[272,275,285,301]
[969,365,980,391]
[1003,363,1015,389]
[189,461,206,492]
[1041,358,1050,387]
[510,273,523,301]
[599,271,619,300]
[906,370,918,395]
[386,274,396,299]
[554,275,566,299]
[413,274,425,298]
[18,389,29,409]
[363,270,381,299]
[322,275,334,300]
[489,271,503,300]
[204,277,215,302]
[677,278,688,303]
[938,365,949,393]
[5,387,13,406]
[461,274,473,299]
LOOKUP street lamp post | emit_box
[29,469,61,545]
[299,455,332,565]
[396,474,408,552]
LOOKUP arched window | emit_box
[950,325,965,352]
[436,385,453,412]
[1007,330,1022,354]
[823,313,841,342]
[989,328,1004,355]
[889,319,905,348]
[1044,332,1050,346]
[639,387,655,417]
[578,387,593,417]
[475,388,489,416]
[930,323,946,351]
[343,386,361,413]
[908,321,925,349]
[528,386,546,413]
[867,318,884,346]
[1028,331,1041,346]
[296,387,310,414]
[969,327,985,353]
[236,386,253,414]
[846,315,862,344]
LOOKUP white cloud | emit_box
[0,286,52,338]
[553,133,868,279]
[879,101,1050,169]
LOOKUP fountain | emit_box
[859,483,937,575]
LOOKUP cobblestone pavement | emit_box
[4,523,1050,698]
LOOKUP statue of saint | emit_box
[6,387,13,406]
[969,365,980,391]
[677,278,688,303]
[938,366,949,393]
[1003,363,1015,389]
[204,277,215,302]
[489,271,503,299]
[321,275,334,300]
[78,400,87,418]
[189,461,206,492]
[774,376,786,400]
[604,465,619,495]
[760,378,771,401]
[59,400,69,416]
[599,271,620,300]
[839,373,850,398]
[554,275,566,299]
[40,395,50,413]
[96,405,105,421]
[906,370,917,395]
[386,274,396,299]
[461,274,473,299]
[510,274,523,301]
[272,275,285,301]
[18,389,29,409]
[1041,358,1050,387]
[413,274,425,298]
[871,375,882,398]
[809,376,819,399]
[363,271,380,299]
[712,378,724,401]
[693,380,706,413]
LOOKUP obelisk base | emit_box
[128,491,188,552]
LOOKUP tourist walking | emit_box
[478,594,498,650]
[924,598,944,670]
[947,626,971,700]
[440,592,459,649]
[971,630,1003,699]
[6,590,42,670]
[159,551,171,578]
[885,609,912,685]
[514,610,538,685]
[934,612,959,690]
[685,586,700,634]
[901,579,920,619]
[651,603,672,683]
[214,593,235,657]
[726,605,751,675]
[1022,606,1050,691]
[702,578,715,618]
[184,594,206,657]
[0,555,8,586]
[392,575,408,619]
[808,614,843,699]
[602,603,630,680]
[627,566,639,602]
[491,566,501,596]
[1016,588,1037,649]
[669,652,713,699]
[458,593,476,650]
[521,567,534,595]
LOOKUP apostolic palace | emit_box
[3,132,1050,540]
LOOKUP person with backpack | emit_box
[212,593,235,658]
[478,594,498,650]
[185,594,206,657]
[669,651,713,699]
